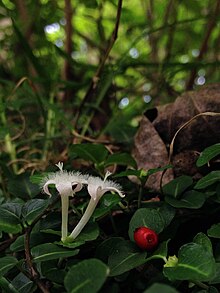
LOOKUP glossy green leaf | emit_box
[129,208,165,241]
[194,171,220,189]
[162,175,193,198]
[108,240,147,276]
[165,190,205,209]
[0,203,22,234]
[143,283,179,293]
[104,153,137,169]
[0,256,18,278]
[69,143,109,164]
[207,223,220,238]
[64,259,109,293]
[163,243,216,281]
[31,243,79,262]
[196,143,220,167]
[22,199,48,225]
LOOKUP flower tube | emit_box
[68,171,125,241]
[40,162,88,242]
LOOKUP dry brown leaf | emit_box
[133,84,220,191]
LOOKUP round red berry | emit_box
[134,227,158,250]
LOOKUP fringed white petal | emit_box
[102,186,125,198]
[43,179,56,197]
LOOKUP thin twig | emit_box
[186,0,220,89]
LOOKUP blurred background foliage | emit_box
[0,0,220,174]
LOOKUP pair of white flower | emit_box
[41,162,124,243]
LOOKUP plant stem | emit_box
[61,195,69,241]
[69,198,98,240]
[138,185,143,209]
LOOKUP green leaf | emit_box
[22,199,48,225]
[104,153,137,169]
[59,222,99,249]
[129,208,165,241]
[194,171,220,189]
[8,174,40,199]
[69,144,109,164]
[10,232,45,252]
[42,263,65,284]
[64,259,109,293]
[147,240,170,262]
[108,240,147,276]
[207,223,220,239]
[162,175,193,198]
[163,243,216,281]
[193,232,213,254]
[0,256,18,278]
[165,190,205,209]
[209,263,220,285]
[93,193,121,219]
[143,283,179,293]
[11,272,34,293]
[158,204,176,227]
[31,243,79,262]
[147,165,173,176]
[196,143,220,167]
[29,173,49,184]
[113,169,142,178]
[95,237,124,262]
[0,203,22,234]
[0,277,20,293]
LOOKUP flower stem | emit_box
[61,195,69,242]
[69,198,98,240]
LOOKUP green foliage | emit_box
[0,0,220,291]
[196,144,220,167]
[163,242,216,281]
[106,239,147,277]
[64,259,109,293]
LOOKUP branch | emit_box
[74,0,123,127]
[186,0,220,89]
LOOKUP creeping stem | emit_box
[69,198,98,240]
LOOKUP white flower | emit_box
[87,171,125,201]
[40,162,88,242]
[41,162,88,197]
[68,171,124,241]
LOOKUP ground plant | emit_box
[0,0,220,292]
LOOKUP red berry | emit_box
[134,227,158,250]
